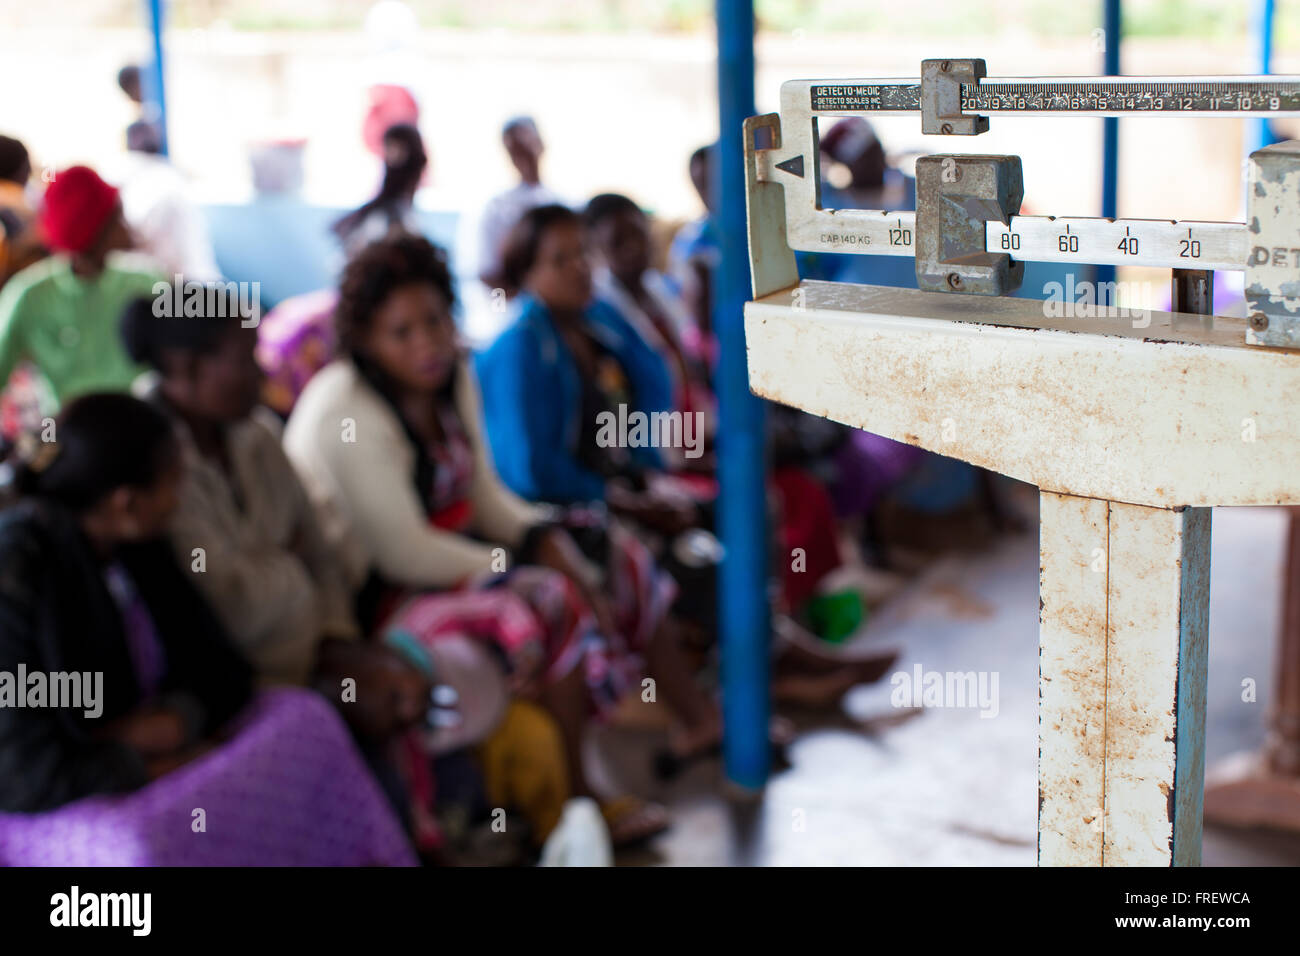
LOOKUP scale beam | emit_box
[776,201,1249,273]
[753,65,1300,343]
[802,74,1300,118]
[987,217,1248,272]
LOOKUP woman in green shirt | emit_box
[0,165,161,405]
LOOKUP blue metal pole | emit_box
[1255,0,1277,151]
[1098,0,1121,287]
[142,0,169,157]
[714,0,770,791]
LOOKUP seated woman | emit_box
[122,291,378,688]
[475,203,699,537]
[0,393,413,865]
[120,288,569,855]
[584,192,714,457]
[477,204,898,716]
[284,234,723,844]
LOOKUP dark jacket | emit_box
[0,499,253,813]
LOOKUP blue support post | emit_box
[1255,0,1277,151]
[714,0,770,791]
[142,0,169,157]
[1098,0,1121,287]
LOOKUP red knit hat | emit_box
[40,166,120,254]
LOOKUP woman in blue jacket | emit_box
[476,204,697,536]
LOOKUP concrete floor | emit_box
[591,502,1300,866]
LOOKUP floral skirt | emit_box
[383,520,676,719]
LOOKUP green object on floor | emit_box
[805,589,866,644]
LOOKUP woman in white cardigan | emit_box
[284,235,721,845]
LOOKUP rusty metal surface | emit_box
[1037,496,1209,866]
[1102,503,1207,865]
[1247,141,1300,348]
[1038,492,1109,865]
[915,154,1024,296]
[744,281,1300,508]
[920,58,989,135]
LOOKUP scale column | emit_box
[1038,493,1210,866]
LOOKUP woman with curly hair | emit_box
[283,234,721,846]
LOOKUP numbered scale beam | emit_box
[991,218,1246,271]
[758,68,1300,276]
[801,75,1300,118]
[779,208,1248,273]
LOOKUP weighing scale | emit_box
[743,59,1300,865]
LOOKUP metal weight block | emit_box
[920,58,990,136]
[915,153,1024,297]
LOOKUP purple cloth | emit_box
[0,688,416,866]
[831,429,924,517]
[255,289,338,415]
[104,562,166,699]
